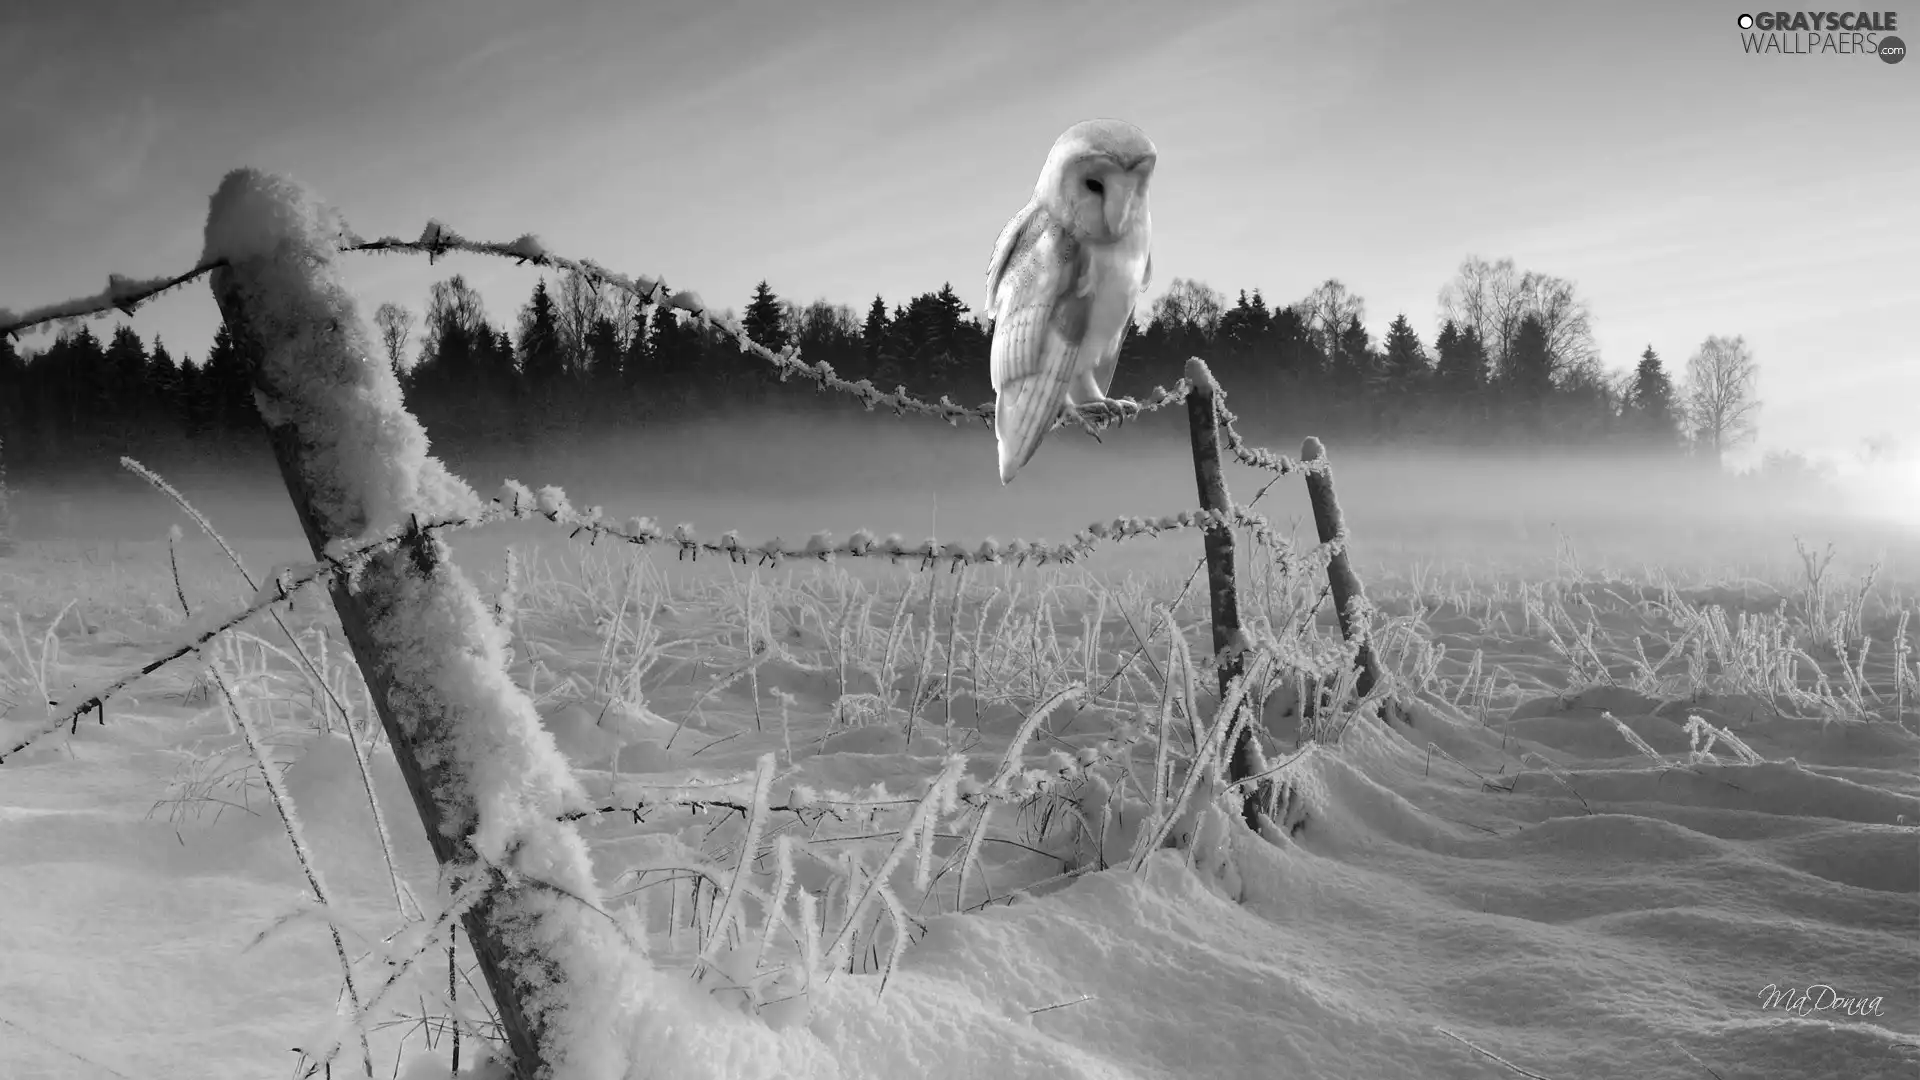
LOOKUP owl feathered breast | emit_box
[984,183,1151,484]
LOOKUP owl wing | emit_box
[985,199,1042,319]
[990,211,1093,483]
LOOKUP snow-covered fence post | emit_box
[1300,437,1381,699]
[203,169,633,1080]
[1183,358,1262,827]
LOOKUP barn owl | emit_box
[985,118,1156,484]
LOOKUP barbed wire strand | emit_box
[0,261,228,342]
[0,512,485,763]
[0,475,1344,765]
[489,481,1317,571]
[0,223,1326,478]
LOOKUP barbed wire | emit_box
[0,222,1318,465]
[489,478,1314,570]
[345,224,1200,437]
[0,468,1343,766]
[0,261,228,342]
[0,511,489,764]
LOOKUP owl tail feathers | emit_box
[995,372,1072,484]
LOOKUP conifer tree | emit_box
[743,281,789,353]
[1268,305,1319,378]
[517,279,565,388]
[1626,345,1680,446]
[198,323,244,432]
[1432,320,1466,390]
[177,353,206,437]
[585,314,623,387]
[104,325,149,420]
[148,337,181,428]
[1381,314,1429,384]
[1504,313,1554,401]
[861,294,889,377]
[621,298,652,393]
[1329,313,1373,390]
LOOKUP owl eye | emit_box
[1083,178,1105,195]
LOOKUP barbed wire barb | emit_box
[0,260,230,341]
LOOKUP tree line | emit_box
[0,254,1764,478]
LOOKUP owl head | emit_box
[1034,119,1157,244]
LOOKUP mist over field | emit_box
[9,409,1913,590]
[5,1,1918,1076]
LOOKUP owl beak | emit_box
[1104,195,1129,238]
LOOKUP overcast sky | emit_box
[3,0,1913,463]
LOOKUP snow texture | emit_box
[201,169,482,547]
[200,168,670,1078]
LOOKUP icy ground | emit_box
[0,528,1915,1080]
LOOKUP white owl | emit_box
[985,118,1157,484]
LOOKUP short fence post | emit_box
[1183,358,1262,828]
[1300,437,1382,701]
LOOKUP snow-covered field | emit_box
[1,475,1914,1080]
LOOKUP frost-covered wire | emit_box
[0,261,228,340]
[1,210,1322,489]
[0,511,490,764]
[349,222,1199,434]
[491,479,1309,570]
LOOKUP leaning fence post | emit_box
[1300,437,1382,701]
[205,169,627,1080]
[1183,358,1261,827]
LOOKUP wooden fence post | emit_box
[1183,358,1262,828]
[1300,437,1382,700]
[205,170,626,1080]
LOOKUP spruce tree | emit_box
[148,337,181,431]
[1504,314,1554,402]
[202,321,257,434]
[1330,314,1373,390]
[586,314,623,386]
[1432,320,1465,390]
[1381,314,1429,384]
[1627,345,1680,447]
[861,294,889,377]
[177,354,206,438]
[518,279,565,388]
[104,325,149,421]
[743,281,789,353]
[62,326,109,437]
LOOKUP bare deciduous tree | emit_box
[794,299,861,345]
[371,302,415,375]
[553,267,613,378]
[1439,256,1525,370]
[1684,334,1760,463]
[1150,277,1227,337]
[422,276,488,364]
[1291,278,1365,360]
[1518,272,1597,373]
[1439,256,1598,381]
